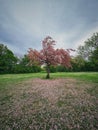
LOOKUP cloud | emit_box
[74,22,98,49]
[0,0,98,56]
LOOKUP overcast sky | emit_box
[0,0,98,56]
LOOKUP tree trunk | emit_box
[46,65,50,79]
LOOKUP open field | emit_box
[0,72,98,130]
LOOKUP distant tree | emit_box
[56,65,67,72]
[0,44,17,73]
[28,36,72,78]
[77,32,98,60]
[13,54,41,73]
[90,47,98,62]
[19,54,29,66]
[76,32,98,71]
[71,56,85,71]
[89,47,98,71]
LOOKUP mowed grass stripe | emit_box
[0,72,98,85]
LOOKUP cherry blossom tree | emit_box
[28,36,72,78]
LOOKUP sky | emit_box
[0,0,98,56]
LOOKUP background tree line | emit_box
[0,44,41,74]
[0,32,98,74]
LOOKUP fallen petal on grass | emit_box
[0,78,98,130]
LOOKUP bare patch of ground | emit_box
[0,78,98,130]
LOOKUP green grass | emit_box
[0,72,98,84]
[52,72,98,82]
[0,72,98,130]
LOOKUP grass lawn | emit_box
[0,72,98,130]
